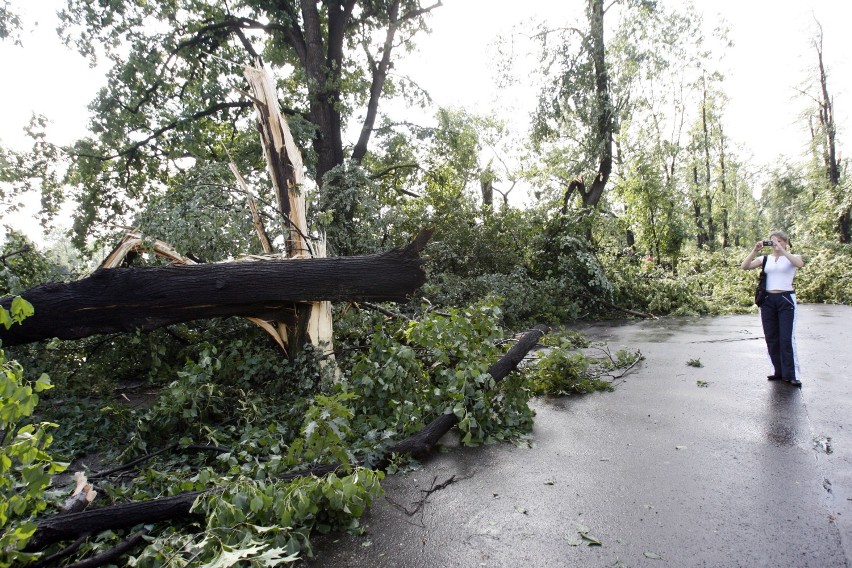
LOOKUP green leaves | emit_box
[0,296,33,330]
[190,469,383,565]
[0,301,65,567]
[288,393,357,469]
[526,331,625,396]
[403,299,534,446]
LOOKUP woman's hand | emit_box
[742,241,765,270]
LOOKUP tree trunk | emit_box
[813,28,848,243]
[0,230,432,346]
[583,0,613,210]
[701,85,715,248]
[300,0,348,189]
[692,163,707,249]
[243,64,332,357]
[26,324,548,552]
[719,129,730,248]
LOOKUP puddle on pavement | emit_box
[764,386,805,447]
[577,316,716,344]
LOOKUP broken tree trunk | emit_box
[0,229,431,346]
[242,64,333,357]
[25,325,548,551]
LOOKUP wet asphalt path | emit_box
[305,304,851,567]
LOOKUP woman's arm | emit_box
[741,241,764,270]
[781,248,805,268]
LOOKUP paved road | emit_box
[306,304,852,567]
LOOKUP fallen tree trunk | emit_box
[26,324,548,551]
[0,229,431,346]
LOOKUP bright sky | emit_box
[1,0,850,243]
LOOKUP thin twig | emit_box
[63,528,148,568]
[589,344,618,367]
[385,472,472,523]
[90,444,232,479]
[29,534,88,568]
[690,337,763,344]
[90,445,176,479]
[0,246,31,263]
[361,301,411,320]
[605,350,643,382]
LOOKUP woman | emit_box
[740,231,805,387]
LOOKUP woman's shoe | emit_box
[767,375,781,381]
[787,378,802,388]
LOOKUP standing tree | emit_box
[806,22,848,243]
[761,164,806,237]
[597,2,753,260]
[529,0,615,215]
[688,79,718,249]
[613,2,715,264]
[53,0,441,251]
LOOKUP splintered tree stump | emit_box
[0,229,431,346]
[25,324,548,552]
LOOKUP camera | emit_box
[763,240,774,247]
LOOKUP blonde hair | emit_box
[769,230,791,249]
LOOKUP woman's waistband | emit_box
[767,290,794,294]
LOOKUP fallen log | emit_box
[26,324,548,552]
[0,229,432,346]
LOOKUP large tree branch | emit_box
[384,325,549,459]
[175,16,291,52]
[273,0,308,65]
[351,1,442,162]
[352,0,400,162]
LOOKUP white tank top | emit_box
[764,255,797,291]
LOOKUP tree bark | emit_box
[0,230,432,346]
[583,0,613,210]
[26,324,548,552]
[813,26,848,243]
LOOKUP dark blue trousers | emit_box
[760,292,799,380]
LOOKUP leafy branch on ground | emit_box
[525,331,643,396]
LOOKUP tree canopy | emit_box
[52,0,440,249]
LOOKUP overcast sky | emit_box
[1,0,850,242]
[401,0,851,167]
